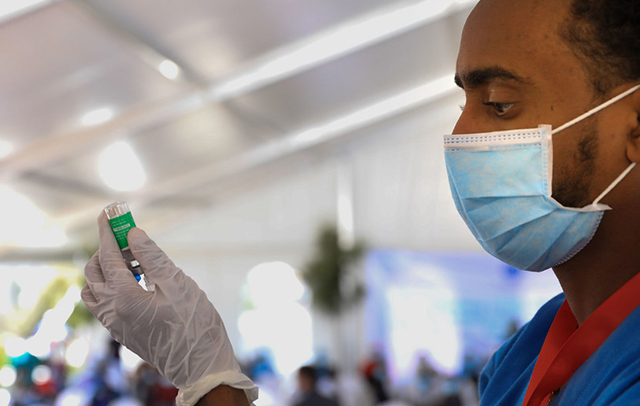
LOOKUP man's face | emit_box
[297,373,314,392]
[453,0,632,208]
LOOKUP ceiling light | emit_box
[158,59,180,80]
[99,141,146,191]
[81,107,114,127]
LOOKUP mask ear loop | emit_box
[550,84,640,206]
[552,84,640,135]
[592,162,637,206]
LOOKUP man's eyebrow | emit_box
[454,67,529,89]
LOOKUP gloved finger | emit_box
[81,254,103,317]
[84,251,104,284]
[81,284,98,306]
[97,211,134,283]
[128,227,180,282]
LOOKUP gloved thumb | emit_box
[127,227,180,282]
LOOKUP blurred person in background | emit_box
[90,340,127,406]
[134,363,178,406]
[291,366,340,406]
[315,366,341,402]
[413,355,438,404]
[244,350,276,383]
[359,349,389,404]
[82,0,640,405]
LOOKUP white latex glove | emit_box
[82,212,258,406]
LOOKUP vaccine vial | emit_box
[104,201,146,284]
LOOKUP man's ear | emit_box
[626,89,640,163]
[627,116,640,163]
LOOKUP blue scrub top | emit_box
[479,294,640,405]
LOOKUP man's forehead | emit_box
[456,0,575,88]
[470,0,566,21]
[463,0,570,43]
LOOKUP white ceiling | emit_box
[0,0,479,261]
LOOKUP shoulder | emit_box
[484,293,564,372]
[556,304,640,405]
[478,293,564,405]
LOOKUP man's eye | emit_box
[483,101,515,116]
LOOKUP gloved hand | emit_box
[82,212,258,406]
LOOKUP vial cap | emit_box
[104,201,130,219]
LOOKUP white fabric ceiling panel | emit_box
[91,0,397,80]
[40,104,277,200]
[151,92,481,256]
[229,10,468,131]
[0,0,481,261]
[0,2,183,145]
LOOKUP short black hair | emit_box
[298,365,317,384]
[561,0,640,96]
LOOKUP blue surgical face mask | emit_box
[444,85,640,272]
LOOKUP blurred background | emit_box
[0,1,563,405]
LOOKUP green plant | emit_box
[301,224,365,315]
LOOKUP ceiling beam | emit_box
[67,0,207,86]
[0,75,460,260]
[0,0,474,185]
[57,74,459,233]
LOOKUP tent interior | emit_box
[0,1,562,405]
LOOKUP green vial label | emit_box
[108,212,136,249]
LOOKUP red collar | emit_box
[523,271,640,406]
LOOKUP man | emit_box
[82,0,640,405]
[448,0,640,404]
